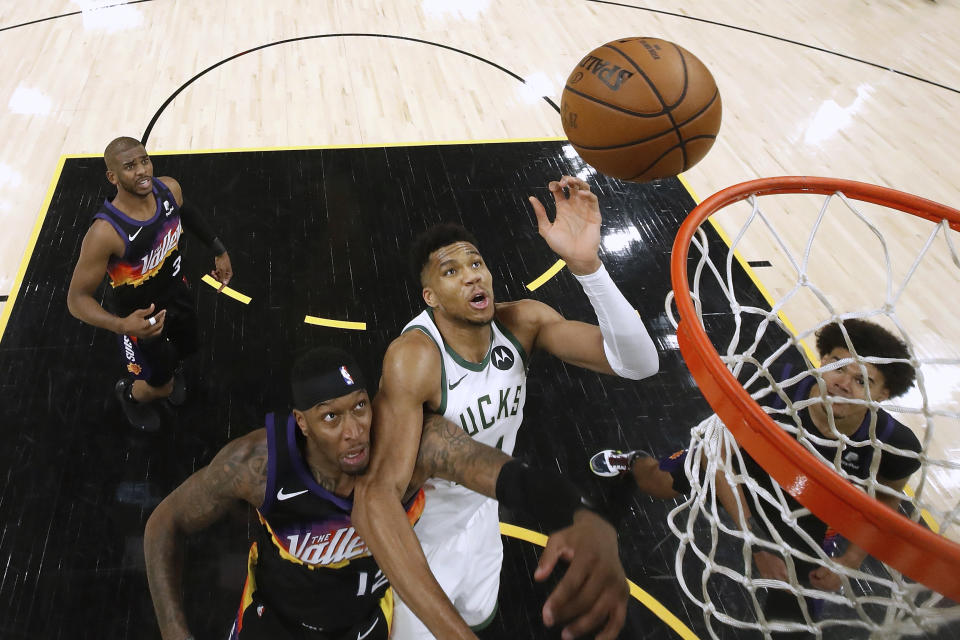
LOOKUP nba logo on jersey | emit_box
[340,366,354,385]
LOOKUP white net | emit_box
[664,184,960,639]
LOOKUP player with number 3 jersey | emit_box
[67,136,233,431]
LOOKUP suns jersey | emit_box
[401,308,528,546]
[92,178,184,315]
[250,412,425,633]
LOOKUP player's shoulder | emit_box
[382,328,442,388]
[209,428,269,503]
[495,298,562,335]
[881,410,923,452]
[84,217,126,254]
[157,176,183,204]
[384,326,440,363]
[496,298,559,323]
[389,324,441,357]
[216,428,268,469]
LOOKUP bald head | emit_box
[104,136,144,171]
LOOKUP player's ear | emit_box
[422,286,438,308]
[292,409,309,434]
[872,369,891,402]
[105,170,117,186]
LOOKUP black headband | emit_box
[292,362,367,411]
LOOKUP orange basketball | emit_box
[560,37,722,182]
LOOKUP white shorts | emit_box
[390,498,502,639]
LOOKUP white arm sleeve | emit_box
[573,263,659,380]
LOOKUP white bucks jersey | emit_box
[403,308,528,545]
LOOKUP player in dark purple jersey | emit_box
[144,346,627,640]
[591,319,920,638]
[67,136,233,431]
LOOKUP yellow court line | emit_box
[902,485,939,533]
[526,260,566,291]
[499,522,701,640]
[200,274,252,304]
[675,174,941,534]
[0,155,67,344]
[304,315,367,331]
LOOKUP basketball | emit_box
[560,37,722,182]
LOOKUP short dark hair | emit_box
[103,136,144,170]
[409,223,479,285]
[815,319,915,398]
[290,346,367,410]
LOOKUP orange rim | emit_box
[670,176,960,601]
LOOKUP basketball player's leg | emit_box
[129,335,178,402]
[452,499,502,628]
[391,500,503,639]
[159,279,199,406]
[115,334,167,431]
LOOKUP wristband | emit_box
[495,459,600,532]
[212,237,227,256]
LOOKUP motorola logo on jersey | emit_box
[491,345,515,370]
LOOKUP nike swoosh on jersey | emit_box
[277,488,309,501]
[128,227,143,241]
[448,374,467,390]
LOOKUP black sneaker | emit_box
[167,366,187,407]
[115,379,161,432]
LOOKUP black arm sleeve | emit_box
[495,459,602,532]
[178,201,225,254]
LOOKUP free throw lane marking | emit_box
[201,274,252,304]
[304,315,367,330]
[498,522,700,640]
[526,259,566,291]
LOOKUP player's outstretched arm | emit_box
[352,334,477,640]
[161,176,233,286]
[526,176,659,381]
[417,414,628,640]
[144,430,267,640]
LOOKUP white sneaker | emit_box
[589,449,642,477]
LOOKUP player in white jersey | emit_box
[353,176,661,640]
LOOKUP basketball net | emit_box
[665,177,960,638]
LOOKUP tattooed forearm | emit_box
[416,413,510,498]
[144,429,268,639]
[144,504,191,640]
